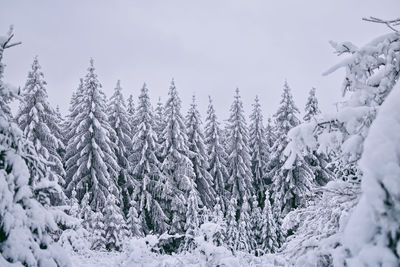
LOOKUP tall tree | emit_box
[130,83,169,234]
[249,96,268,204]
[303,87,320,121]
[16,57,65,188]
[65,59,119,211]
[205,96,229,212]
[268,81,313,218]
[160,79,197,234]
[0,28,71,266]
[260,190,279,254]
[226,88,253,211]
[108,80,133,214]
[126,94,136,137]
[186,96,216,208]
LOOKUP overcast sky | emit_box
[1,0,398,120]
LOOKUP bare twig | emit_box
[362,16,400,32]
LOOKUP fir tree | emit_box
[182,189,200,251]
[108,80,133,214]
[130,83,168,234]
[103,194,128,251]
[250,196,263,255]
[126,94,136,137]
[186,95,216,208]
[205,96,229,212]
[236,196,252,252]
[126,198,144,237]
[160,79,197,234]
[225,198,238,252]
[226,88,253,211]
[249,96,268,204]
[0,28,71,266]
[303,87,321,122]
[154,97,165,143]
[268,81,313,218]
[16,57,65,188]
[79,190,94,231]
[260,190,279,254]
[210,197,227,246]
[65,59,119,211]
[91,212,106,250]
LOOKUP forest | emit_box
[0,16,399,267]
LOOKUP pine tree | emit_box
[126,94,136,137]
[16,57,65,189]
[205,96,229,212]
[108,80,133,214]
[186,96,216,208]
[130,83,168,234]
[91,212,106,250]
[210,197,227,246]
[226,88,253,210]
[160,79,197,234]
[250,196,263,255]
[0,28,71,266]
[154,97,165,143]
[268,81,313,218]
[63,79,84,149]
[182,189,200,251]
[126,198,143,237]
[236,196,252,252]
[225,198,238,252]
[303,87,321,122]
[249,96,268,204]
[65,59,119,211]
[260,190,279,254]
[79,190,94,231]
[103,194,128,251]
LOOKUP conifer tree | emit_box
[91,212,106,250]
[303,87,321,122]
[225,198,238,251]
[210,197,227,246]
[126,94,136,137]
[79,191,94,231]
[103,194,128,251]
[250,196,263,255]
[126,198,143,237]
[236,196,252,252]
[249,96,268,204]
[226,88,253,210]
[108,80,133,214]
[63,79,84,149]
[268,81,314,218]
[186,96,216,208]
[154,97,165,143]
[130,83,169,234]
[16,57,65,188]
[205,96,229,212]
[65,59,119,211]
[260,190,279,254]
[182,189,200,251]
[0,28,71,266]
[160,79,197,234]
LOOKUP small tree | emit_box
[303,87,321,122]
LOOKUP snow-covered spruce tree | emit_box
[186,96,215,208]
[0,28,71,267]
[91,212,106,251]
[160,79,198,234]
[339,76,400,266]
[126,198,143,237]
[16,57,65,191]
[303,87,321,122]
[226,88,254,212]
[249,196,262,255]
[154,97,165,143]
[236,196,252,253]
[281,18,400,266]
[205,96,229,213]
[259,190,279,255]
[126,94,136,138]
[268,81,314,219]
[225,198,238,252]
[79,190,94,231]
[130,83,169,235]
[107,80,133,215]
[210,197,227,246]
[65,59,119,211]
[249,96,268,205]
[181,189,200,251]
[103,194,128,251]
[63,79,84,148]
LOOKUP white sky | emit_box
[1,0,398,121]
